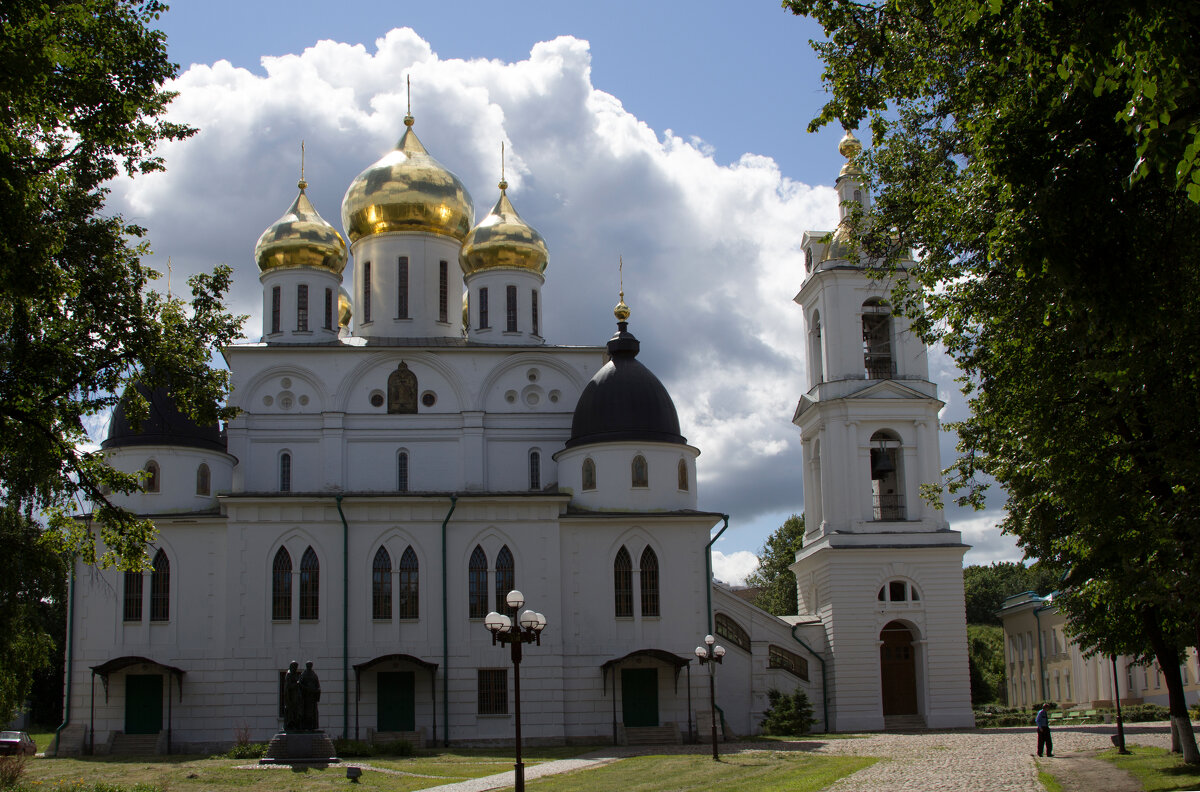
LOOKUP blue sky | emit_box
[119,0,1021,582]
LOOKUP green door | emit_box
[125,674,163,735]
[621,668,659,727]
[377,671,415,732]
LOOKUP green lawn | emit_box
[1099,745,1200,791]
[30,733,56,754]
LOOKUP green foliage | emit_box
[745,515,805,616]
[1120,703,1171,723]
[963,562,1062,626]
[966,624,1005,705]
[760,687,816,736]
[221,742,267,759]
[0,1,244,723]
[332,738,413,757]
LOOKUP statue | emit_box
[300,660,321,731]
[282,661,303,732]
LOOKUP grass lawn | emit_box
[1099,745,1200,791]
[29,733,56,754]
[1034,759,1063,792]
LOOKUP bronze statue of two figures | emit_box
[283,660,321,732]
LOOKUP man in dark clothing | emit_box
[1036,702,1054,757]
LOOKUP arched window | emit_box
[468,545,488,618]
[495,545,515,617]
[372,547,392,620]
[631,455,648,488]
[862,298,894,379]
[804,246,813,272]
[869,429,905,520]
[853,188,862,204]
[528,450,541,490]
[144,460,160,493]
[614,546,633,618]
[677,459,689,491]
[123,568,143,621]
[582,458,596,491]
[299,546,319,620]
[397,451,409,492]
[398,546,419,619]
[272,548,292,621]
[715,612,750,652]
[639,546,659,617]
[810,311,824,385]
[196,463,210,496]
[387,361,418,414]
[150,548,170,622]
[279,452,291,492]
[877,578,920,603]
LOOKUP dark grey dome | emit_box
[566,322,686,448]
[102,382,225,453]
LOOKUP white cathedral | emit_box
[56,113,972,754]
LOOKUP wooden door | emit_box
[377,671,415,732]
[124,674,163,734]
[880,622,918,715]
[621,668,659,727]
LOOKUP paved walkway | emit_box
[343,722,1175,792]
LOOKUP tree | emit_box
[760,688,816,736]
[963,562,1061,627]
[746,515,805,616]
[966,624,1005,706]
[785,0,1200,762]
[0,1,243,722]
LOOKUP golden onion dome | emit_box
[462,290,469,326]
[459,179,549,275]
[341,115,474,244]
[838,129,864,177]
[337,286,352,328]
[254,179,348,274]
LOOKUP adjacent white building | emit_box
[55,117,972,754]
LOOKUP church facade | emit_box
[56,114,971,754]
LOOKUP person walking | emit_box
[1035,702,1054,757]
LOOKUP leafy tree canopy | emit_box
[0,0,243,722]
[746,514,805,616]
[963,562,1062,626]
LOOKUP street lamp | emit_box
[695,634,726,761]
[484,590,546,792]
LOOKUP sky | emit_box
[102,0,1023,583]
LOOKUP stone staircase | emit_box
[109,733,160,755]
[619,724,681,745]
[884,714,927,731]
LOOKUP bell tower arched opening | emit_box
[869,429,905,520]
[880,620,919,716]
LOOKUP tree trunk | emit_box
[1149,630,1200,764]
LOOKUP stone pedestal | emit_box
[259,731,340,766]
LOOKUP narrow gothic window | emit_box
[528,450,541,490]
[677,459,688,491]
[150,548,170,622]
[144,460,160,493]
[582,458,596,491]
[506,285,517,332]
[299,546,319,620]
[398,546,419,619]
[387,362,418,414]
[324,288,333,330]
[296,284,308,331]
[279,452,291,492]
[639,546,659,617]
[372,546,392,620]
[123,568,143,621]
[272,548,292,620]
[468,545,488,618]
[397,451,409,491]
[853,188,862,203]
[614,546,633,617]
[631,455,648,488]
[438,260,448,322]
[398,256,409,319]
[362,261,372,323]
[478,287,489,329]
[496,545,515,617]
[271,286,281,333]
[196,463,210,495]
[531,290,539,336]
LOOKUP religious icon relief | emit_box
[387,361,418,414]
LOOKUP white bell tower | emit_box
[789,131,974,731]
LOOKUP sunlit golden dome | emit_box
[338,286,352,327]
[460,179,548,275]
[255,179,348,274]
[341,115,474,244]
[839,129,863,177]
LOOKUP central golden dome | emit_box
[254,179,348,274]
[460,179,549,275]
[341,116,474,244]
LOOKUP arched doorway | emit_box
[879,621,918,716]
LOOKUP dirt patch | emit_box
[1041,750,1140,792]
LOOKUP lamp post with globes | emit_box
[484,590,546,792]
[695,634,726,761]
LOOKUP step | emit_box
[110,733,160,755]
[884,715,927,731]
[623,725,680,745]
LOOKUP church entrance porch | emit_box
[621,668,658,727]
[880,621,921,723]
[377,671,415,732]
[352,654,437,747]
[600,649,691,746]
[125,674,163,734]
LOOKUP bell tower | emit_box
[789,131,973,731]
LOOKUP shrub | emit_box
[224,741,267,759]
[333,739,375,757]
[1119,703,1170,723]
[373,739,413,756]
[760,688,815,736]
[0,754,27,789]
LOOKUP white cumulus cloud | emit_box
[711,550,761,588]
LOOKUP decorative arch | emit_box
[613,546,633,618]
[143,460,160,493]
[372,546,392,620]
[397,545,419,619]
[196,463,210,496]
[880,619,920,716]
[677,459,689,491]
[631,455,648,488]
[639,546,659,617]
[272,547,292,621]
[234,365,327,413]
[334,352,469,414]
[876,577,922,604]
[299,546,320,620]
[150,548,170,622]
[387,361,418,414]
[476,352,590,412]
[495,545,515,616]
[869,429,904,520]
[582,458,597,491]
[468,545,488,619]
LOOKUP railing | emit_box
[865,357,896,380]
[872,493,906,521]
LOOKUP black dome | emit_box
[566,322,686,448]
[102,382,225,453]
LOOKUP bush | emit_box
[1119,703,1170,723]
[373,739,414,756]
[760,688,815,736]
[331,737,414,757]
[0,755,28,789]
[224,742,267,759]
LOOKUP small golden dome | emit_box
[338,286,352,327]
[255,180,348,274]
[614,293,631,322]
[459,180,549,275]
[341,117,475,244]
[838,130,864,177]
